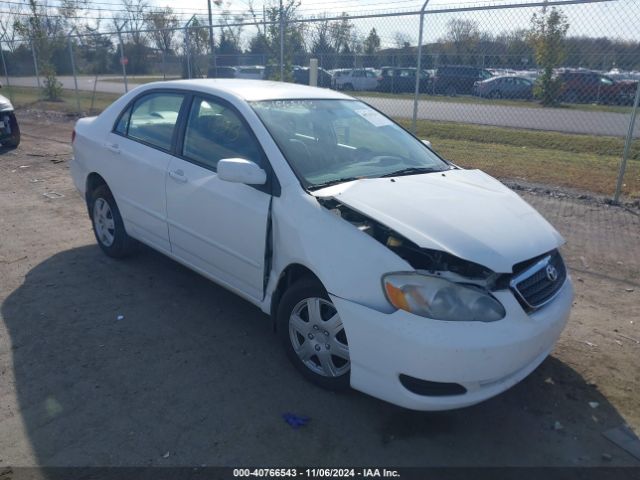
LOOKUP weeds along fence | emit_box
[0,0,639,201]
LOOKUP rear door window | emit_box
[125,92,184,151]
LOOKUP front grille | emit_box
[511,250,567,310]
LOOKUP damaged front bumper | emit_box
[330,277,573,411]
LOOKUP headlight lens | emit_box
[383,273,505,322]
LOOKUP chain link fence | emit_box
[0,0,638,202]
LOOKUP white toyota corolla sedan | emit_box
[70,79,573,410]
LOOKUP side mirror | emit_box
[421,139,432,148]
[217,158,267,185]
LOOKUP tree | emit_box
[184,16,210,77]
[444,18,480,63]
[115,0,149,48]
[145,7,179,54]
[310,18,335,58]
[247,33,270,55]
[247,0,304,80]
[393,32,412,49]
[13,0,66,99]
[528,6,569,106]
[363,28,381,55]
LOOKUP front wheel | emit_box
[277,277,350,390]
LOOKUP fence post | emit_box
[279,0,284,81]
[412,0,430,133]
[161,48,166,81]
[185,16,196,80]
[207,0,217,77]
[30,38,41,90]
[185,27,191,79]
[67,29,81,114]
[0,38,14,104]
[613,81,640,203]
[115,21,129,92]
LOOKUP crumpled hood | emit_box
[313,169,564,273]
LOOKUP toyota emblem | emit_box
[546,264,558,282]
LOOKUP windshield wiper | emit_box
[308,176,363,191]
[379,166,441,178]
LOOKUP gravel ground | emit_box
[0,112,639,467]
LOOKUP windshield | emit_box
[251,99,449,189]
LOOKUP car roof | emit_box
[149,79,351,102]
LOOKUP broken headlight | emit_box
[383,273,505,322]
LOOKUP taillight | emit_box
[71,129,76,143]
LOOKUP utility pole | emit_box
[207,0,217,77]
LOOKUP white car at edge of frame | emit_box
[70,79,573,411]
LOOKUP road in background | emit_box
[7,76,640,137]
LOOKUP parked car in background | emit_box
[557,70,638,105]
[208,66,237,79]
[335,68,379,91]
[0,86,20,148]
[432,65,493,96]
[236,66,265,80]
[329,69,351,89]
[70,79,572,411]
[377,67,430,93]
[472,75,533,99]
[293,67,333,88]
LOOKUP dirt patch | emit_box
[0,112,638,467]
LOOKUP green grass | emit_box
[3,86,118,115]
[7,86,638,199]
[397,119,640,160]
[354,91,633,114]
[400,119,639,199]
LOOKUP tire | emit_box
[489,90,502,99]
[277,276,350,391]
[89,184,136,258]
[1,113,20,148]
[343,83,354,91]
[446,85,457,96]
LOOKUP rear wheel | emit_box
[89,184,136,258]
[277,277,350,390]
[343,83,354,91]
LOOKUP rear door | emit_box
[165,95,272,301]
[106,91,185,252]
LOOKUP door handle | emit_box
[104,142,120,154]
[169,169,187,183]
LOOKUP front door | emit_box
[165,95,272,301]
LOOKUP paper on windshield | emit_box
[354,108,393,127]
